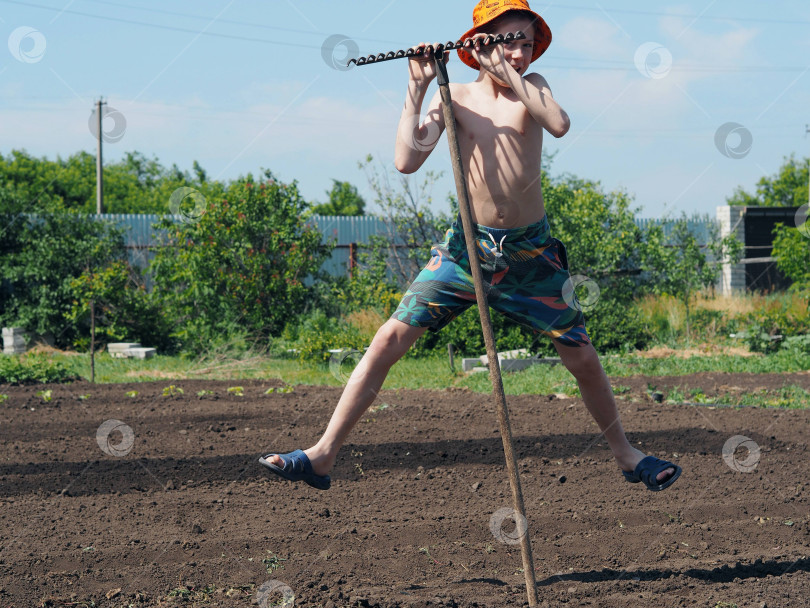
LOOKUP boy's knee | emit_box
[372,321,401,351]
[369,320,423,359]
[558,342,600,378]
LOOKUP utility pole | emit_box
[806,125,810,208]
[95,98,105,215]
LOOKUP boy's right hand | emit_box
[408,42,449,88]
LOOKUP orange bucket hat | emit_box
[457,0,552,70]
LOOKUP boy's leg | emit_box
[552,340,675,482]
[265,319,427,476]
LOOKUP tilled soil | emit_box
[0,373,809,607]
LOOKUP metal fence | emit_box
[98,213,718,277]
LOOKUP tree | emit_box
[0,208,157,348]
[150,171,331,352]
[727,154,809,207]
[0,149,219,214]
[656,217,743,341]
[772,221,810,291]
[311,179,366,216]
[358,155,448,288]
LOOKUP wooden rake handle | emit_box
[431,56,540,607]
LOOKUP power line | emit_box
[78,0,810,29]
[543,62,810,73]
[76,0,400,45]
[0,0,325,49]
[5,0,810,53]
[552,4,810,26]
[2,0,805,75]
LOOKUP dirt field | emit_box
[1,372,809,607]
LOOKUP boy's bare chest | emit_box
[453,95,536,143]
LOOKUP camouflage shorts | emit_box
[391,215,591,347]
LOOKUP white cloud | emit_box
[660,15,758,67]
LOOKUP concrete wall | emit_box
[716,205,746,295]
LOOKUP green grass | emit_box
[599,348,810,376]
[659,384,810,409]
[4,348,809,409]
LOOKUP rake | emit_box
[347,32,540,607]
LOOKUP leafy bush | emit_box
[66,260,172,352]
[585,296,651,353]
[0,210,159,349]
[0,353,78,385]
[542,175,669,351]
[151,172,331,353]
[783,334,810,357]
[283,310,366,363]
[320,269,402,318]
[359,155,450,289]
[407,307,553,358]
[744,291,810,337]
[0,149,221,214]
[726,154,809,208]
[744,324,781,354]
[773,222,810,291]
[741,291,810,353]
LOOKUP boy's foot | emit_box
[258,449,331,490]
[622,455,681,492]
[262,449,331,476]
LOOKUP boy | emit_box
[260,0,681,493]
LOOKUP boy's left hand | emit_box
[470,34,513,83]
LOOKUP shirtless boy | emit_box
[260,0,681,493]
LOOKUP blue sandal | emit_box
[623,456,681,492]
[258,449,331,490]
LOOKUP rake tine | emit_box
[344,31,526,68]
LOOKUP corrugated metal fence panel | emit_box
[309,215,391,277]
[309,214,389,245]
[99,213,175,270]
[636,215,717,245]
[100,214,718,276]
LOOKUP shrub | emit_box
[0,211,159,349]
[66,260,172,352]
[150,172,331,353]
[773,222,810,291]
[585,296,651,353]
[0,353,78,385]
[283,310,366,363]
[408,307,553,358]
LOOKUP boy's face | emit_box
[484,13,536,76]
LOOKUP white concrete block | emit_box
[125,347,156,359]
[108,342,141,353]
[2,328,27,354]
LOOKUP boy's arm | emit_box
[394,50,447,174]
[515,72,570,138]
[474,43,570,138]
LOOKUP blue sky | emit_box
[1,0,809,219]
